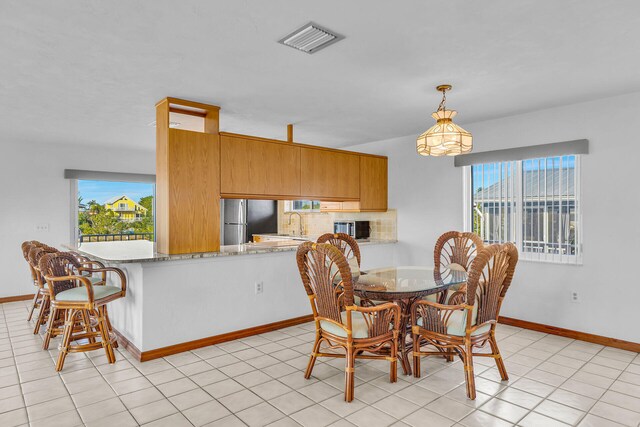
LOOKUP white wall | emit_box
[348,91,640,343]
[0,141,155,298]
[109,242,397,351]
[4,91,639,344]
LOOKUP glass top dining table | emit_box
[354,266,467,301]
[353,266,467,375]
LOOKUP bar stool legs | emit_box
[56,309,75,371]
[33,292,50,335]
[97,306,116,364]
[55,305,117,372]
[27,292,40,321]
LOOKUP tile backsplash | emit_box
[276,201,397,240]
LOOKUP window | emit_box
[76,180,155,243]
[466,155,581,263]
[285,200,321,212]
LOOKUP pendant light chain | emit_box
[437,89,447,112]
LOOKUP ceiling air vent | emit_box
[278,22,344,54]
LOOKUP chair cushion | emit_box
[80,273,104,285]
[445,262,466,272]
[88,276,104,285]
[56,285,121,302]
[320,312,370,339]
[416,303,489,336]
[425,289,457,303]
[445,310,491,336]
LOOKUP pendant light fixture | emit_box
[416,85,472,156]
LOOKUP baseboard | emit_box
[115,314,314,362]
[499,316,640,353]
[112,329,142,361]
[0,294,34,304]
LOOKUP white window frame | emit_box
[66,170,156,244]
[463,156,582,265]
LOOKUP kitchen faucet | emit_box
[285,211,304,237]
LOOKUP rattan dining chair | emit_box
[316,233,361,269]
[429,231,484,304]
[411,242,518,400]
[39,252,126,371]
[316,233,367,305]
[296,242,400,402]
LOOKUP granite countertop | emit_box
[63,238,397,264]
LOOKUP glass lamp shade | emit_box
[416,110,473,156]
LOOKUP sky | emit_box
[78,180,154,204]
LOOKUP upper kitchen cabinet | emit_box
[300,147,360,200]
[359,155,388,211]
[220,133,301,198]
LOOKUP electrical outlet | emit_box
[570,291,580,303]
[255,281,264,294]
[35,223,49,232]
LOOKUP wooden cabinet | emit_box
[300,148,360,200]
[157,128,221,254]
[220,134,301,198]
[359,155,388,211]
[319,201,361,212]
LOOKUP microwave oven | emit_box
[333,220,370,240]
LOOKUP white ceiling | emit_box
[2,0,640,151]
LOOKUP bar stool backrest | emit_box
[28,245,59,286]
[38,252,80,296]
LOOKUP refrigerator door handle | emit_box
[239,199,246,224]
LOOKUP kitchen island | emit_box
[67,238,397,360]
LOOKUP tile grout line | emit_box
[4,302,32,426]
[87,345,197,426]
[1,300,639,427]
[472,326,558,426]
[26,300,84,426]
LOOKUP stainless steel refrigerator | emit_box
[221,199,278,245]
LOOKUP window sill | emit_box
[519,257,583,266]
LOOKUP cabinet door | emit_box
[300,148,360,199]
[359,155,388,211]
[319,201,342,211]
[319,201,362,212]
[220,136,301,197]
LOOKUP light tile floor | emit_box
[1,300,639,426]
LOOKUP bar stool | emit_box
[21,241,42,321]
[28,245,59,334]
[71,252,107,286]
[39,252,126,371]
[69,252,119,347]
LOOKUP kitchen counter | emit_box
[64,238,397,264]
[64,238,398,356]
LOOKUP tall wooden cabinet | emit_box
[156,98,221,254]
